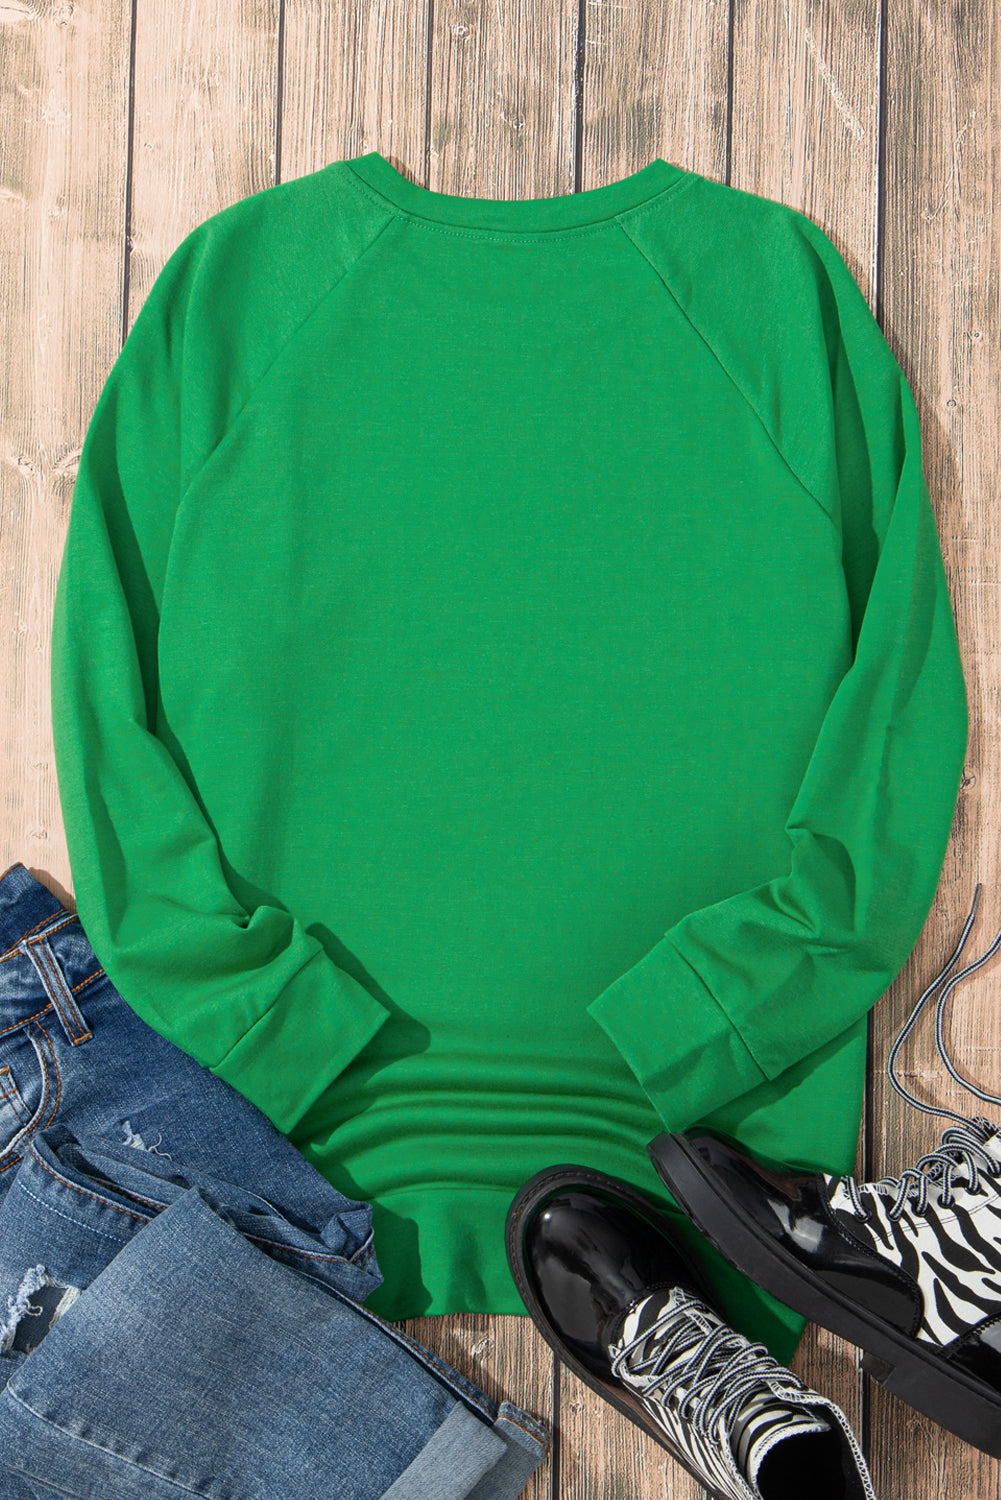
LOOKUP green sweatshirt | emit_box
[50,150,969,1359]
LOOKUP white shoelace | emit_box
[609,1287,877,1498]
[847,1116,1001,1220]
[609,1286,818,1439]
[841,880,1001,1220]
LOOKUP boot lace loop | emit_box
[842,881,1001,1221]
[850,1124,1001,1219]
[610,1300,805,1437]
[885,882,1001,1127]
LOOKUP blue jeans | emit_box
[0,862,549,1498]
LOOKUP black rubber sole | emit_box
[648,1131,1001,1459]
[504,1163,739,1500]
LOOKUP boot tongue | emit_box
[609,1288,830,1496]
[731,1384,831,1493]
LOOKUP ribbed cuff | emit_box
[209,946,390,1133]
[586,933,766,1131]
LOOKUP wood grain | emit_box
[4,0,997,1494]
[866,2,1001,1493]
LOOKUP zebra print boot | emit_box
[649,883,1001,1457]
[608,1283,876,1499]
[506,1165,877,1499]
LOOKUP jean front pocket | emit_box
[0,1027,56,1166]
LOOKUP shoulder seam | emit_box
[614,214,840,540]
[340,161,404,225]
[613,170,701,228]
[179,199,400,502]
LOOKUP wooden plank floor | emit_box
[3,1,998,1494]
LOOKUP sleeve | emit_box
[50,228,391,1135]
[585,210,970,1133]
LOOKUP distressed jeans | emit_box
[0,862,549,1498]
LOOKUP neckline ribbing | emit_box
[342,151,690,236]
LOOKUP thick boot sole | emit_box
[648,1130,1001,1458]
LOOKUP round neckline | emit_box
[343,150,690,237]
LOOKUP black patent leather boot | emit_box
[649,883,1001,1459]
[506,1164,876,1500]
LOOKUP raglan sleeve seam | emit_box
[587,204,968,1136]
[51,195,401,1133]
[177,201,401,506]
[614,214,841,544]
[170,202,403,1093]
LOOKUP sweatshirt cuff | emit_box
[208,948,391,1135]
[585,934,767,1131]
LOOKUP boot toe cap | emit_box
[510,1172,707,1370]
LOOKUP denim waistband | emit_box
[0,866,67,950]
[0,862,384,1293]
[0,864,97,1045]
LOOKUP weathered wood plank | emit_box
[428,0,580,195]
[127,0,280,300]
[280,1,430,178]
[399,1314,554,1498]
[867,1,1001,1490]
[581,0,732,186]
[1,0,135,893]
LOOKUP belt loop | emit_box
[19,935,93,1045]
